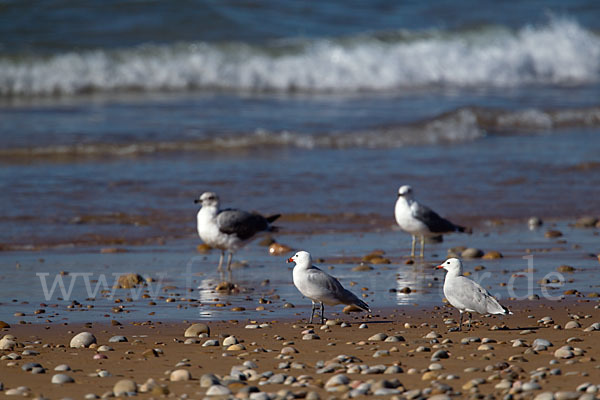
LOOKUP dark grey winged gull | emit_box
[394,185,469,257]
[437,258,512,331]
[195,192,280,279]
[287,251,371,324]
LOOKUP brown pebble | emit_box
[557,265,575,273]
[482,251,503,259]
[352,263,374,271]
[269,242,292,256]
[100,247,128,254]
[545,230,563,238]
[196,244,212,253]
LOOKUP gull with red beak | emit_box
[437,258,512,331]
[287,251,371,324]
[395,185,469,257]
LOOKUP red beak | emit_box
[287,257,294,263]
[436,265,444,269]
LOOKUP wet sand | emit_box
[2,300,600,398]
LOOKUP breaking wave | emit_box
[1,106,599,160]
[1,17,599,97]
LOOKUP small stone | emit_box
[69,332,96,348]
[206,385,231,395]
[482,251,503,259]
[280,346,298,354]
[557,265,575,273]
[222,336,239,346]
[54,364,71,371]
[461,248,484,258]
[97,345,113,352]
[113,379,137,395]
[169,369,191,382]
[108,335,127,343]
[533,393,555,400]
[114,273,144,288]
[545,230,563,238]
[565,321,581,329]
[227,344,246,351]
[528,217,543,229]
[431,350,449,360]
[184,323,210,337]
[368,333,388,341]
[384,335,405,342]
[359,324,368,329]
[554,346,575,359]
[200,373,220,387]
[51,374,74,384]
[522,382,542,391]
[22,362,43,372]
[352,263,373,271]
[325,374,349,388]
[202,339,219,347]
[302,334,320,340]
[575,216,598,228]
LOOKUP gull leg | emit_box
[410,235,416,257]
[309,302,316,324]
[226,252,233,281]
[320,302,325,325]
[420,236,425,258]
[458,312,463,331]
[467,313,472,330]
[217,251,225,280]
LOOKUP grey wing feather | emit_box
[413,203,466,233]
[308,267,370,312]
[452,277,508,315]
[216,209,269,240]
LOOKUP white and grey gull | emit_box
[438,257,512,331]
[287,251,371,324]
[395,185,469,257]
[195,192,280,279]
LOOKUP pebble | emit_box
[431,349,449,360]
[373,350,390,358]
[384,335,405,342]
[97,370,111,377]
[222,336,239,346]
[425,331,441,339]
[461,248,484,258]
[280,346,298,354]
[108,335,127,343]
[522,382,542,391]
[368,333,388,341]
[97,345,113,352]
[184,323,210,337]
[358,324,368,329]
[69,332,97,348]
[202,339,219,347]
[113,379,137,395]
[554,346,575,359]
[564,321,581,329]
[22,362,43,371]
[245,324,260,329]
[5,387,29,396]
[0,336,16,350]
[325,374,349,388]
[51,374,74,384]
[533,338,553,348]
[206,385,232,395]
[170,369,191,381]
[227,344,246,351]
[584,322,600,332]
[302,334,320,340]
[200,373,220,387]
[533,392,555,400]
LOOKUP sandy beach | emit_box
[2,299,600,399]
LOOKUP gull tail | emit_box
[266,214,281,223]
[455,224,472,234]
[342,289,371,313]
[502,305,513,315]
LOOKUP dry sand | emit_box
[1,300,600,399]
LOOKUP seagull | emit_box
[437,258,512,331]
[394,185,469,257]
[195,192,280,280]
[287,251,371,324]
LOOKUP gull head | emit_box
[397,185,413,198]
[194,192,220,207]
[287,250,311,266]
[436,258,463,274]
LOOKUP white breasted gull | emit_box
[287,251,370,324]
[394,185,469,257]
[195,192,280,279]
[437,258,512,331]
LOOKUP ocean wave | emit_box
[1,106,599,159]
[1,17,598,96]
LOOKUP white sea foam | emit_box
[0,17,598,97]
